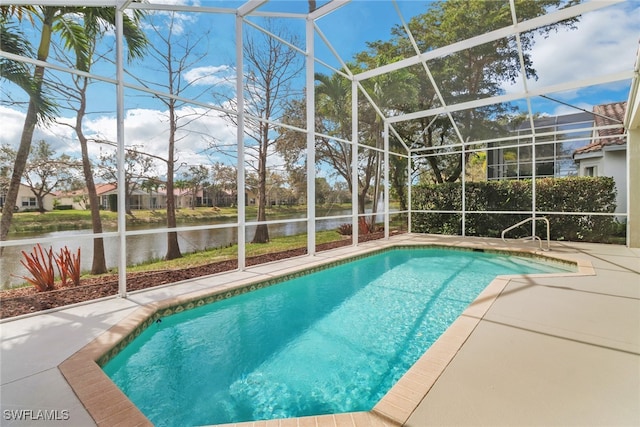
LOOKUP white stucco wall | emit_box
[602,149,627,214]
[16,184,55,211]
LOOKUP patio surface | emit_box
[1,234,639,426]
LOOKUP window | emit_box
[21,197,37,207]
[584,166,597,177]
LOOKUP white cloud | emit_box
[504,3,640,96]
[0,106,27,147]
[142,8,199,36]
[0,107,82,158]
[551,102,592,117]
[1,104,239,180]
[85,106,238,172]
[184,65,236,87]
[531,5,639,86]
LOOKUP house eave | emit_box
[573,151,603,161]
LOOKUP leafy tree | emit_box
[0,144,17,210]
[23,140,80,213]
[314,177,332,205]
[279,69,414,227]
[378,0,580,184]
[209,162,237,207]
[179,165,210,209]
[356,64,417,224]
[98,146,156,215]
[0,14,56,121]
[141,177,163,211]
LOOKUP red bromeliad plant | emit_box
[55,246,81,287]
[18,244,56,292]
[17,244,82,292]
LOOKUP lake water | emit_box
[0,212,367,288]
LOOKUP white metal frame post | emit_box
[384,122,390,239]
[407,155,412,233]
[531,134,537,237]
[461,140,466,237]
[351,80,359,245]
[115,5,127,297]
[306,16,316,256]
[236,15,246,270]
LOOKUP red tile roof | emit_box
[574,101,626,155]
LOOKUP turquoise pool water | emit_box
[103,248,572,426]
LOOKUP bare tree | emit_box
[67,70,109,273]
[131,12,215,260]
[216,21,304,243]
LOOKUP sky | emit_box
[1,0,639,181]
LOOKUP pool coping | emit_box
[58,242,594,427]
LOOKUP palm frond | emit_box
[52,14,90,72]
[0,17,58,123]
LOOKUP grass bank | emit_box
[124,229,346,273]
[8,204,354,235]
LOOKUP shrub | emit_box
[411,177,618,243]
[18,244,56,292]
[337,223,352,235]
[17,244,82,291]
[55,247,81,287]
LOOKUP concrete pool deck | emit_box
[1,234,639,426]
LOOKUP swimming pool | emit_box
[102,247,573,426]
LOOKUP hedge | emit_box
[411,177,620,243]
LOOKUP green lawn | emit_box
[124,229,347,273]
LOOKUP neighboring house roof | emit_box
[54,188,87,198]
[574,101,627,156]
[174,188,204,197]
[95,183,117,195]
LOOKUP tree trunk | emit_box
[36,194,46,213]
[423,127,444,184]
[76,77,107,274]
[125,187,133,216]
[252,125,270,243]
[165,105,182,260]
[0,111,35,241]
[388,147,408,212]
[369,130,383,229]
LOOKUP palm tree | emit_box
[0,6,146,246]
[0,15,56,123]
[0,6,83,241]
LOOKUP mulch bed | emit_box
[1,232,391,319]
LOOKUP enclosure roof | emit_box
[2,0,639,150]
